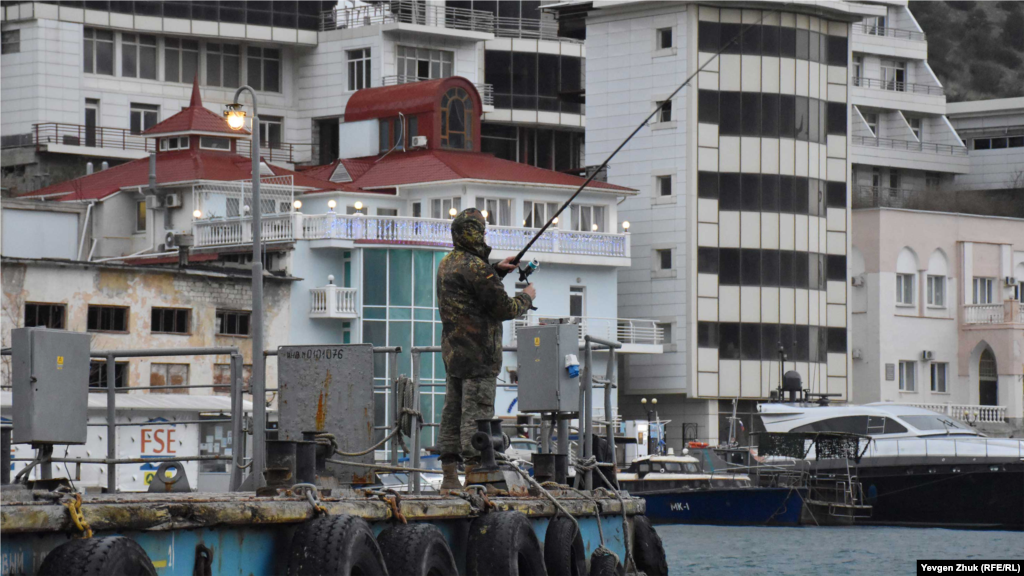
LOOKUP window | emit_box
[908,117,921,140]
[657,249,673,270]
[656,100,672,123]
[657,322,672,344]
[84,28,114,75]
[89,360,128,392]
[569,286,585,317]
[164,38,199,83]
[151,307,190,334]
[656,27,673,50]
[888,169,900,191]
[346,204,368,215]
[206,43,240,88]
[136,200,147,232]
[865,16,886,35]
[931,362,948,393]
[122,33,156,79]
[199,136,230,150]
[160,136,189,151]
[247,47,280,92]
[396,46,453,81]
[475,197,513,227]
[130,103,159,135]
[926,172,941,190]
[927,275,945,307]
[1,29,19,54]
[570,205,606,232]
[973,277,994,305]
[973,137,1024,150]
[881,59,905,92]
[441,87,474,150]
[899,360,916,392]
[87,305,129,332]
[412,202,422,218]
[523,201,558,228]
[864,113,878,137]
[259,116,283,149]
[216,310,251,336]
[657,175,673,197]
[376,208,398,216]
[84,99,100,147]
[150,363,189,394]
[896,273,914,305]
[852,56,862,85]
[213,363,252,395]
[431,197,462,219]
[347,48,371,91]
[24,303,65,329]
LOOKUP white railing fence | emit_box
[309,285,358,319]
[512,314,663,346]
[193,214,294,247]
[898,403,1007,423]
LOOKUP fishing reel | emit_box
[517,259,539,311]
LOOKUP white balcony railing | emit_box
[320,1,495,34]
[896,403,1007,424]
[513,314,663,347]
[309,285,359,319]
[963,304,1006,325]
[381,75,494,106]
[192,213,294,247]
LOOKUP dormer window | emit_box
[441,87,473,151]
[160,136,190,151]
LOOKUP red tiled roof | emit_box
[23,149,356,202]
[303,149,634,195]
[142,77,250,137]
[345,77,479,123]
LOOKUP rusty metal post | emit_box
[106,354,117,493]
[389,350,399,467]
[582,339,593,490]
[605,348,617,470]
[410,350,421,495]
[229,353,244,491]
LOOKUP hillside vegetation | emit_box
[909,1,1024,102]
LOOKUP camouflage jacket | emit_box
[438,209,534,379]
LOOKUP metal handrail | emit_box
[852,23,926,41]
[852,135,968,156]
[380,75,494,106]
[851,76,943,96]
[238,140,315,165]
[320,1,494,33]
[30,122,155,152]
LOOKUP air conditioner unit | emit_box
[164,231,178,249]
[922,350,934,361]
[410,135,428,148]
[851,276,865,287]
[1005,276,1018,286]
[164,193,182,208]
[145,194,161,209]
[851,348,863,360]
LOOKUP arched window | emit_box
[441,87,473,150]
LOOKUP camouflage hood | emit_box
[451,208,491,261]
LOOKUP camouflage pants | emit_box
[438,375,496,464]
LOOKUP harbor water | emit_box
[660,525,1024,575]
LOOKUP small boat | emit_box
[617,453,807,526]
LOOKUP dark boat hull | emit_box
[638,487,807,526]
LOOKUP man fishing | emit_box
[436,207,536,492]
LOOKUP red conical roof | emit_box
[143,76,250,137]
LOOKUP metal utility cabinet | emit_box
[516,323,580,413]
[11,327,90,445]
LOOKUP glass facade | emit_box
[362,249,448,452]
[19,1,336,30]
[485,50,583,114]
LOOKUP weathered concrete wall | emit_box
[1,259,291,395]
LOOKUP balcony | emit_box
[309,285,358,319]
[237,140,315,166]
[851,23,926,42]
[193,213,631,266]
[494,16,567,42]
[851,135,970,174]
[381,75,494,106]
[853,136,966,156]
[852,77,942,97]
[24,122,154,160]
[512,314,664,354]
[893,403,1006,424]
[963,302,1024,325]
[320,1,494,38]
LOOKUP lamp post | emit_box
[641,397,658,456]
[226,87,265,488]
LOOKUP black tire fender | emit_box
[39,536,157,576]
[632,515,668,576]
[543,516,586,576]
[377,523,457,576]
[467,511,547,576]
[589,547,624,576]
[286,514,388,576]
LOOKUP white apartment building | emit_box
[558,0,884,446]
[0,0,587,195]
[947,97,1024,193]
[850,208,1024,436]
[848,1,970,210]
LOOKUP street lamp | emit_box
[225,86,266,489]
[641,397,658,456]
[622,221,630,231]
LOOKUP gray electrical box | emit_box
[11,327,90,445]
[277,344,375,485]
[516,324,580,413]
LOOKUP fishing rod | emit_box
[511,9,781,280]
